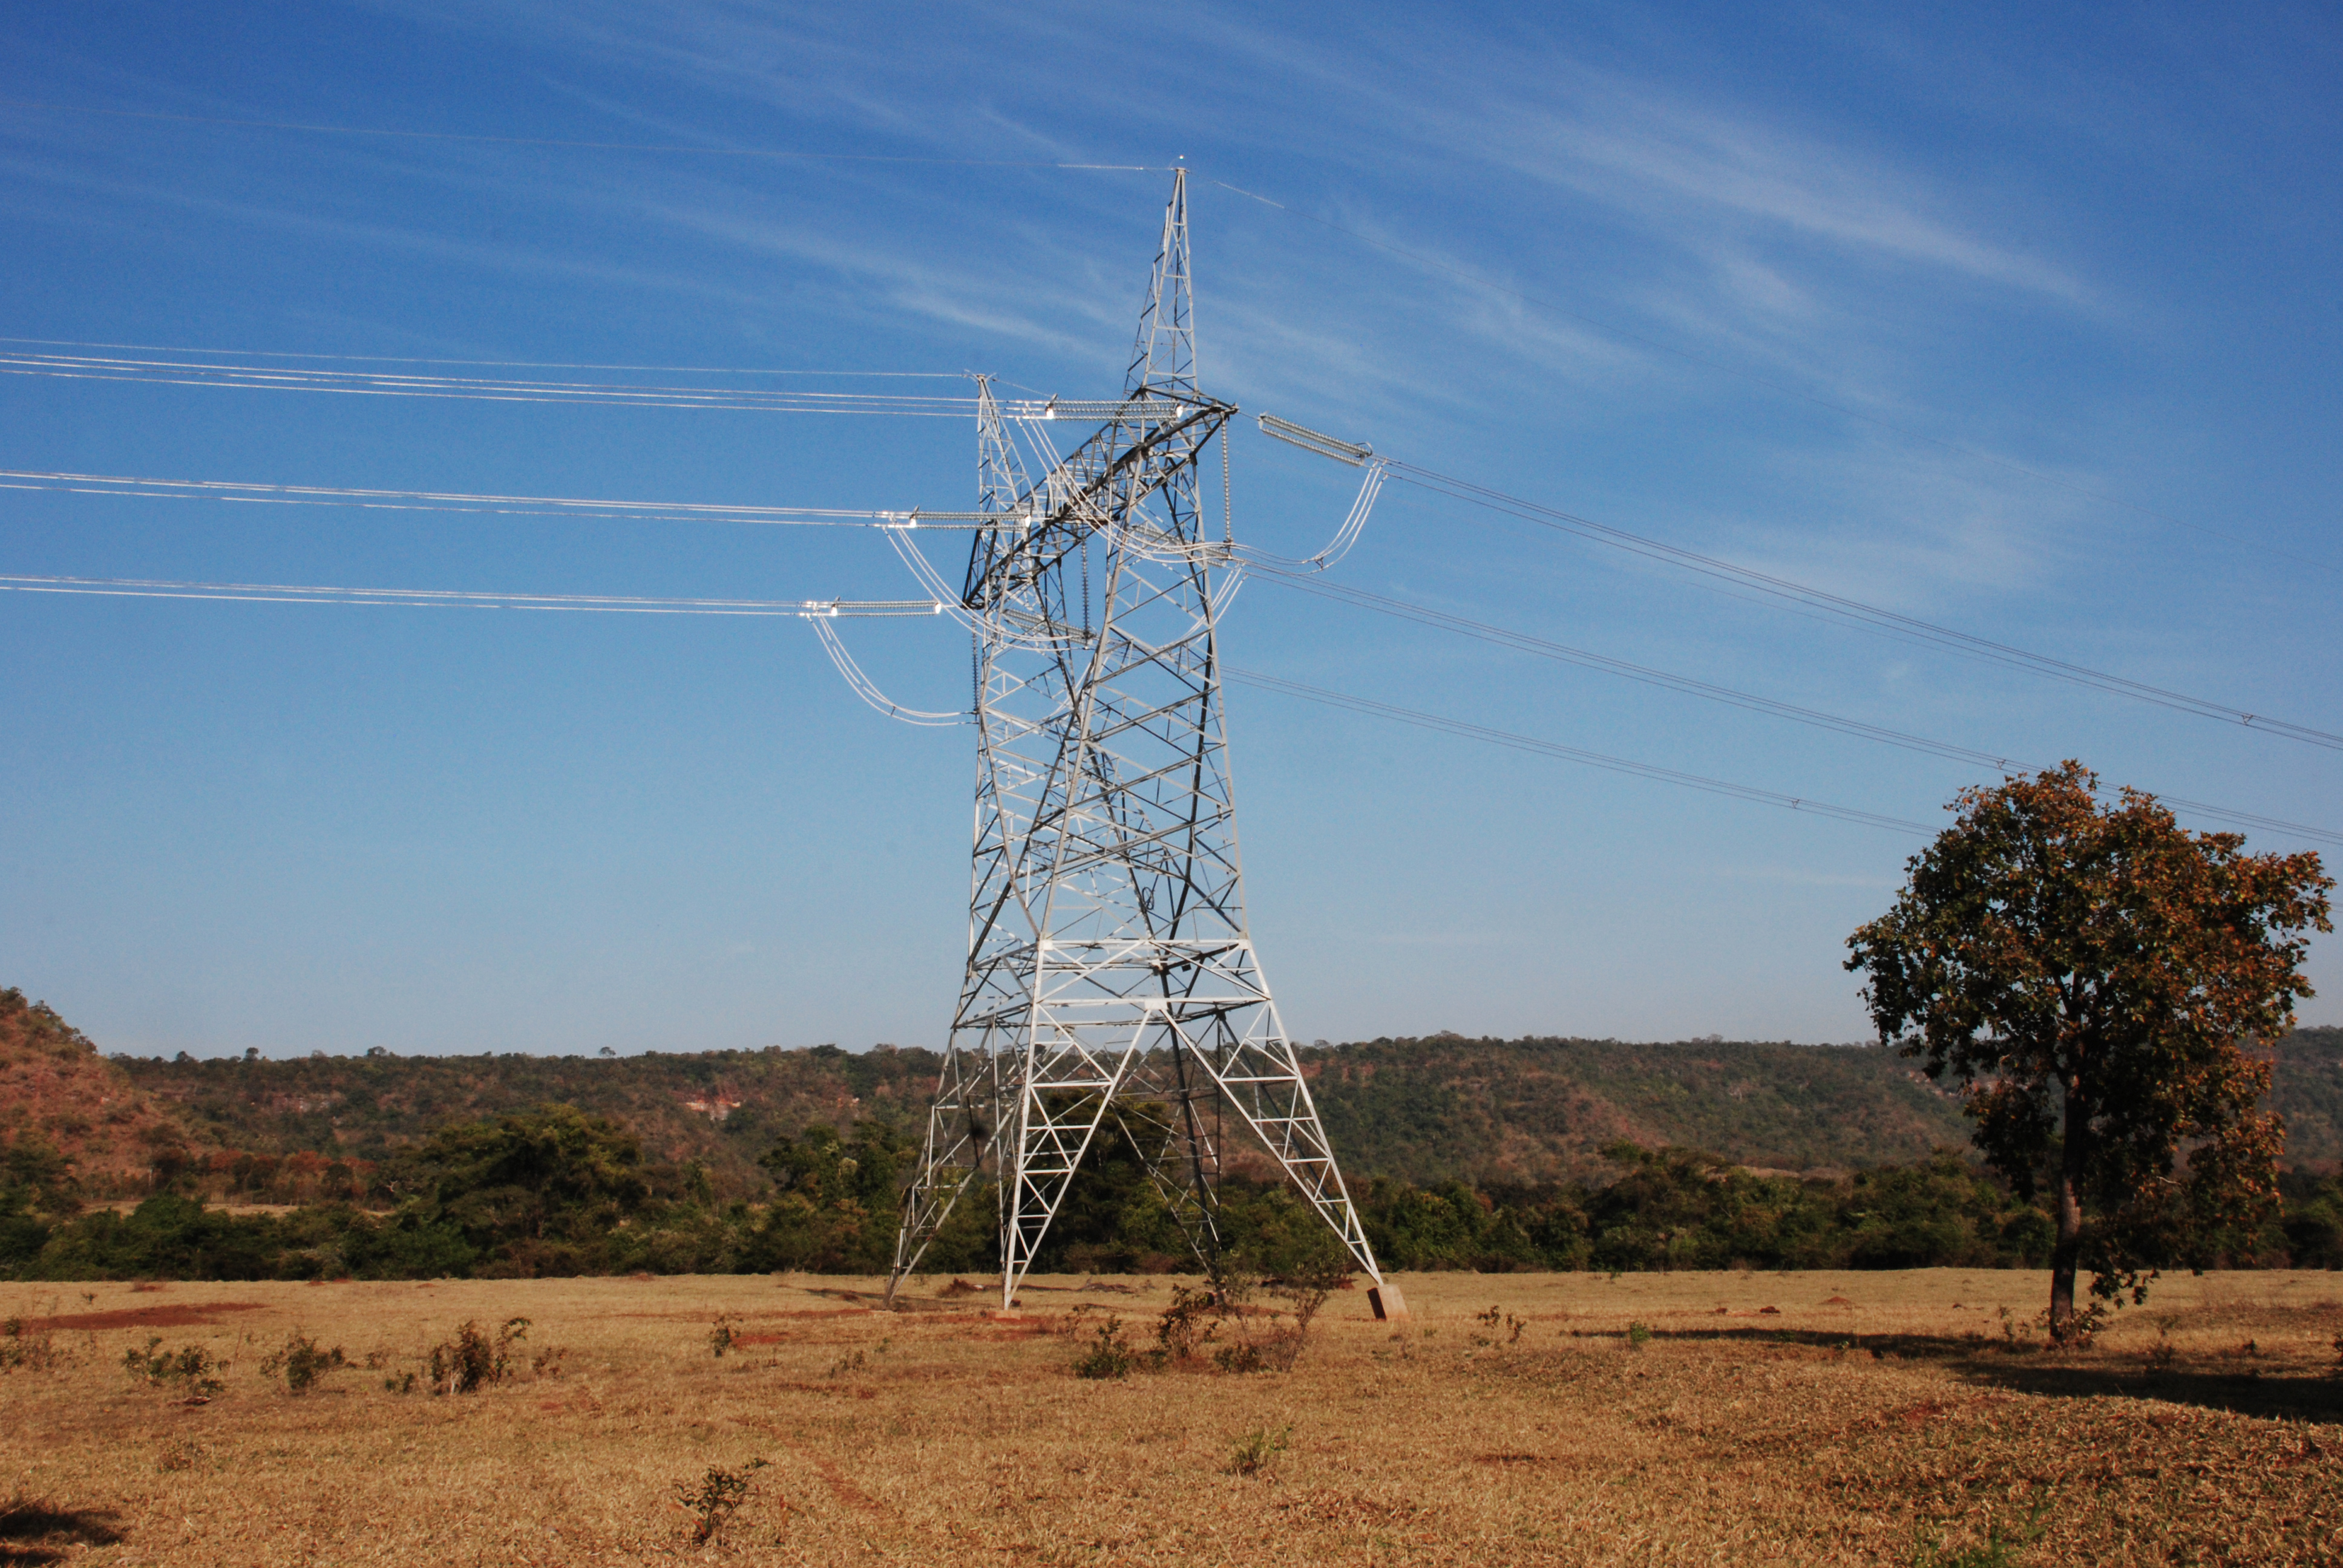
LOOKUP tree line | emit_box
[5,1102,2338,1283]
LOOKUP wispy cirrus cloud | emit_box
[1470,85,2087,304]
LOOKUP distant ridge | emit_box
[100,1025,2343,1194]
[0,988,214,1194]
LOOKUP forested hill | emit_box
[112,1026,2343,1193]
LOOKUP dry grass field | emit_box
[3,1269,2338,1566]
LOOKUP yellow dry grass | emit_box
[3,1269,2338,1565]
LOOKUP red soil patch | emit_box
[1821,1296,1856,1307]
[22,1301,267,1333]
[615,1307,869,1322]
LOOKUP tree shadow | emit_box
[0,1498,125,1566]
[1631,1326,2343,1425]
[1960,1361,2343,1424]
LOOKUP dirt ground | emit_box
[2,1268,2338,1565]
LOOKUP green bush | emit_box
[260,1331,346,1393]
[426,1317,529,1394]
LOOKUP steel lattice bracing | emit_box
[887,172,1386,1312]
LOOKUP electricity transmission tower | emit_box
[885,172,1401,1319]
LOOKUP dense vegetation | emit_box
[6,984,2338,1283]
[115,1030,2343,1200]
[6,1102,2338,1283]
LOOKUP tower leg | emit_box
[884,1032,997,1305]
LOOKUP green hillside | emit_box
[120,1044,942,1198]
[114,1025,2343,1194]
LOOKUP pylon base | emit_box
[1368,1282,1409,1322]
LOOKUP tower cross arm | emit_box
[963,394,1236,610]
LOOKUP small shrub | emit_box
[939,1278,980,1298]
[709,1313,740,1357]
[1258,1259,1346,1370]
[1072,1315,1137,1380]
[426,1317,529,1395]
[1150,1265,1341,1377]
[1153,1285,1226,1367]
[674,1458,770,1546]
[1473,1305,1528,1345]
[823,1338,886,1378]
[532,1345,568,1377]
[383,1370,418,1394]
[260,1331,347,1394]
[121,1337,223,1400]
[1213,1342,1267,1374]
[1626,1322,1653,1350]
[1225,1423,1291,1476]
[0,1317,66,1373]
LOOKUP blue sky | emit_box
[3,1,2336,1057]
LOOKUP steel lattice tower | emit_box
[886,172,1399,1318]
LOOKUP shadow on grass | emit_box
[0,1498,125,1566]
[1614,1327,2343,1425]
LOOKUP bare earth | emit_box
[3,1269,2338,1565]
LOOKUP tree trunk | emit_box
[2049,1082,2089,1341]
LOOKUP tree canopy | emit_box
[1847,762,2332,1338]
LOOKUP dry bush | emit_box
[154,1437,211,1474]
[0,1315,70,1373]
[425,1316,528,1394]
[1225,1423,1291,1476]
[1070,1315,1137,1379]
[119,1336,222,1400]
[673,1458,770,1546]
[260,1331,346,1394]
[1136,1267,1336,1375]
[1473,1305,1529,1344]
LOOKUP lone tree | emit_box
[1847,762,2330,1339]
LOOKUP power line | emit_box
[1209,178,2339,581]
[0,469,903,528]
[1252,561,2018,769]
[1226,666,1932,835]
[1248,564,2343,848]
[0,350,980,416]
[1384,460,2343,753]
[0,97,1169,172]
[0,573,940,617]
[18,459,2338,840]
[0,336,966,377]
[15,558,2327,845]
[19,454,2341,835]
